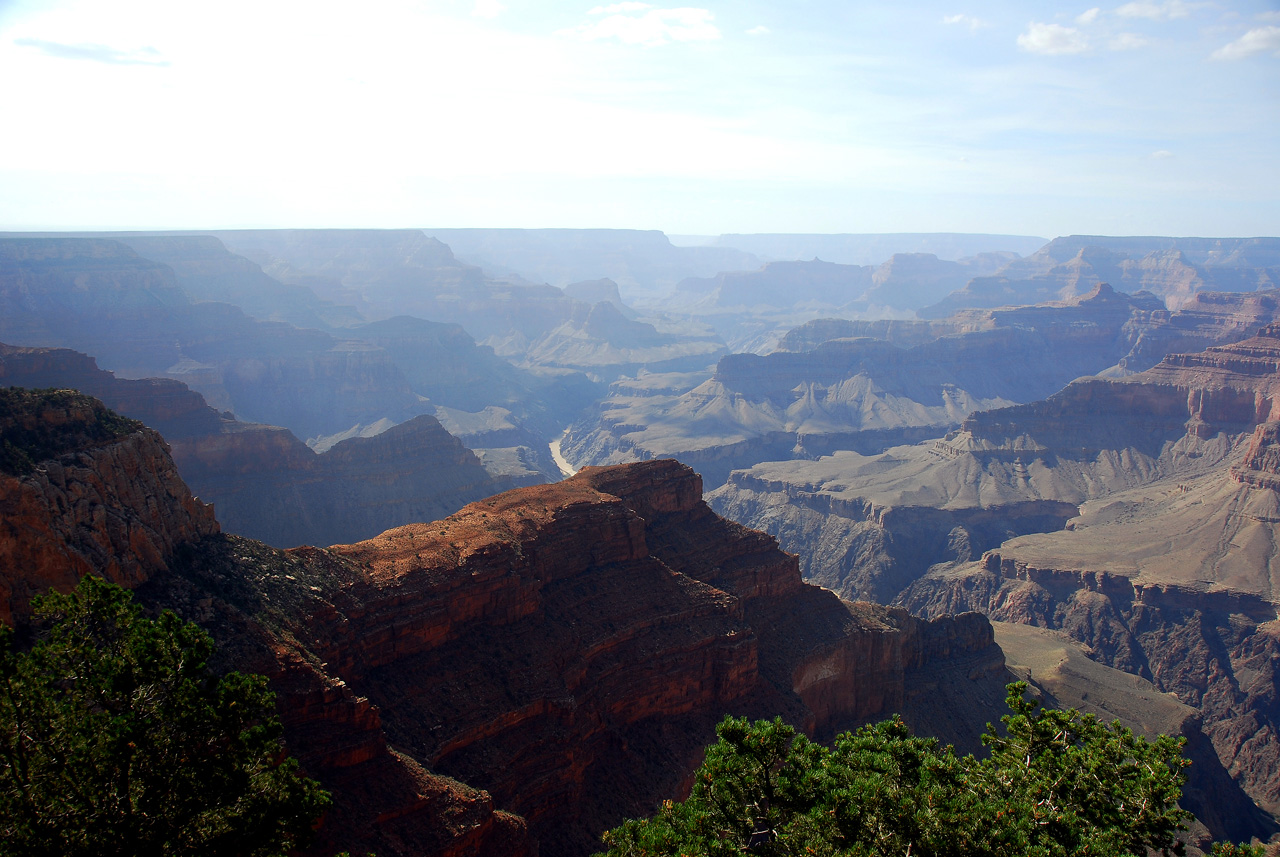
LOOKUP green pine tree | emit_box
[0,575,330,857]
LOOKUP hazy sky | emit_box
[1,0,1277,236]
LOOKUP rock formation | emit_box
[711,323,1280,603]
[0,388,218,623]
[0,236,435,439]
[0,234,605,460]
[421,227,760,301]
[710,326,1280,837]
[0,389,1012,855]
[921,236,1280,317]
[515,300,727,381]
[0,342,533,548]
[565,284,1201,488]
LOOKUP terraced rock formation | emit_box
[711,326,1280,836]
[0,236,435,439]
[921,235,1280,317]
[0,342,531,548]
[0,390,1013,855]
[565,284,1234,488]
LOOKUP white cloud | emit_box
[472,0,505,19]
[746,25,770,36]
[1017,22,1089,54]
[14,37,169,65]
[1151,149,1175,158]
[588,2,652,14]
[1109,32,1149,49]
[1115,1,1202,21]
[559,6,720,47]
[1211,25,1280,60]
[942,14,987,32]
[1076,8,1101,25]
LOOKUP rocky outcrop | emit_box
[0,237,436,439]
[565,284,1185,489]
[866,328,1280,833]
[709,464,1080,603]
[563,278,626,308]
[0,343,525,548]
[0,408,1010,855]
[962,321,1280,453]
[299,460,1006,852]
[0,389,218,623]
[175,413,521,547]
[1232,421,1280,491]
[921,236,1280,317]
[147,535,536,857]
[516,300,727,381]
[902,554,1280,832]
[711,325,1280,607]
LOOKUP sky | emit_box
[0,0,1277,237]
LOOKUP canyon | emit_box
[0,342,530,548]
[921,236,1280,317]
[565,283,1280,489]
[0,388,1014,855]
[709,324,1280,838]
[6,228,1280,850]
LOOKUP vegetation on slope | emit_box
[0,388,143,476]
[598,684,1261,857]
[0,576,329,856]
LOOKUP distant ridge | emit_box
[708,233,1049,266]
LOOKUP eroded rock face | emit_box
[902,556,1280,831]
[0,412,1008,856]
[0,390,219,623]
[921,236,1280,317]
[302,460,1005,853]
[0,343,528,548]
[1233,421,1280,491]
[564,284,1273,489]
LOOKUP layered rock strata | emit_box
[307,461,1006,853]
[711,324,1280,604]
[0,342,527,548]
[0,398,1009,855]
[921,236,1280,317]
[566,284,1272,489]
[0,389,218,623]
[708,327,1280,836]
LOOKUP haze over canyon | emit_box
[4,227,1280,854]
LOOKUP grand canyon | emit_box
[2,227,1280,853]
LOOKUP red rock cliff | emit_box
[0,390,218,623]
[298,460,1004,853]
[0,403,1005,856]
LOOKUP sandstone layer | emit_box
[566,284,1219,489]
[0,395,1011,855]
[708,326,1280,836]
[0,389,218,623]
[305,460,1007,853]
[922,236,1280,317]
